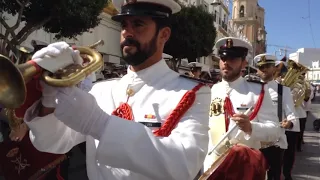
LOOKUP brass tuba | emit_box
[0,40,104,129]
[274,59,309,107]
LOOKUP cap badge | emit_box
[261,55,266,62]
[125,0,137,4]
[226,39,233,48]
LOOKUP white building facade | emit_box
[1,8,122,80]
[178,0,231,72]
[0,7,121,79]
[1,13,122,63]
[289,48,320,82]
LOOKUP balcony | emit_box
[221,21,227,31]
[218,23,228,37]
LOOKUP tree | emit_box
[164,4,217,72]
[0,0,109,55]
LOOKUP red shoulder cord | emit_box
[223,84,265,132]
[112,83,204,137]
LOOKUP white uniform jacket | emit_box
[295,84,314,118]
[204,77,281,171]
[24,60,211,180]
[267,80,299,149]
[303,85,314,112]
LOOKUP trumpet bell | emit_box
[0,54,26,108]
[0,41,104,111]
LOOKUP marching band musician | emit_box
[23,0,211,180]
[187,62,203,78]
[255,54,299,180]
[204,37,281,175]
[296,72,314,152]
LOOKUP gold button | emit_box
[126,88,135,97]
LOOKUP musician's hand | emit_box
[9,123,28,142]
[36,47,82,108]
[32,42,83,73]
[232,113,252,134]
[281,119,293,129]
[54,87,109,140]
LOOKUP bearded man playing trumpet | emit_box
[202,37,281,180]
[17,0,212,179]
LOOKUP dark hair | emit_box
[152,17,171,32]
[191,67,202,72]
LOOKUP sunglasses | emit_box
[220,56,243,61]
[257,64,274,69]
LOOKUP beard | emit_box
[221,65,242,82]
[258,72,273,82]
[120,34,158,66]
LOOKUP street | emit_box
[291,95,320,180]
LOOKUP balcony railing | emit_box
[221,21,227,32]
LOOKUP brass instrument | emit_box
[278,60,308,87]
[274,59,309,107]
[0,42,103,109]
[0,40,104,130]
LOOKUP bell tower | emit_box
[230,0,267,56]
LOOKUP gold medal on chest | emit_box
[209,97,224,117]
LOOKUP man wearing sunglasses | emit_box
[255,54,299,180]
[188,62,203,79]
[204,37,281,177]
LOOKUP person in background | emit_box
[188,62,203,78]
[255,55,299,180]
[296,73,314,152]
[204,37,280,179]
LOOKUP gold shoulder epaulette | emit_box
[179,74,214,85]
[244,76,265,84]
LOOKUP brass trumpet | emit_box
[0,41,104,109]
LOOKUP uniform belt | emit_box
[260,139,280,149]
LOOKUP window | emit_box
[239,5,245,17]
[202,2,209,12]
[214,10,217,22]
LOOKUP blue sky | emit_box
[258,0,320,57]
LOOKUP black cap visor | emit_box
[112,3,172,22]
[256,60,275,67]
[218,47,248,59]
